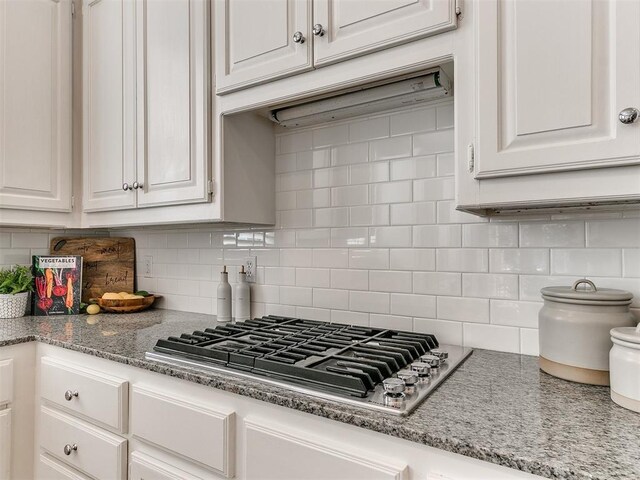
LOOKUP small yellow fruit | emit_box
[102,292,122,300]
[118,291,130,297]
[86,304,101,315]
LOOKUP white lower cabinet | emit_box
[39,406,127,480]
[244,417,408,480]
[130,451,204,480]
[0,408,11,480]
[38,453,91,480]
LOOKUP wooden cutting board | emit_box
[50,237,135,303]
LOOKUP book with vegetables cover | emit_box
[31,256,82,315]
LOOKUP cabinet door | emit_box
[82,0,137,212]
[313,0,457,67]
[135,0,210,208]
[244,418,407,480]
[215,0,312,93]
[0,408,10,480]
[0,0,72,212]
[130,451,203,480]
[474,0,640,178]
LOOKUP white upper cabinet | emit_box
[83,0,210,213]
[83,0,136,212]
[474,0,640,178]
[313,0,457,67]
[456,0,640,213]
[0,0,72,212]
[215,0,312,94]
[215,0,457,94]
[135,0,210,207]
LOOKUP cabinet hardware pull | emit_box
[292,31,305,44]
[64,390,79,401]
[63,444,78,455]
[619,107,639,124]
[312,24,325,36]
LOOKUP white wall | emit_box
[4,101,640,355]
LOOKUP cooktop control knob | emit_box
[382,378,406,397]
[430,349,448,362]
[420,354,441,369]
[396,369,419,387]
[410,362,432,378]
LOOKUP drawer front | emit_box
[40,406,127,480]
[0,359,13,405]
[130,451,203,480]
[41,356,128,432]
[39,453,91,480]
[0,408,11,480]
[131,385,234,477]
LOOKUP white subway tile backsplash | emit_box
[437,249,488,272]
[331,227,368,247]
[520,221,585,247]
[39,101,634,356]
[331,185,368,206]
[370,314,412,331]
[349,249,389,270]
[350,291,390,314]
[551,249,622,276]
[370,136,412,161]
[370,181,413,205]
[490,300,542,329]
[587,219,640,247]
[313,124,349,148]
[413,225,461,247]
[350,162,389,185]
[391,293,436,318]
[462,224,518,248]
[390,249,435,271]
[313,288,349,310]
[350,205,390,226]
[414,272,461,296]
[414,318,463,345]
[413,177,455,201]
[369,226,412,247]
[462,273,519,299]
[413,129,454,156]
[489,249,549,274]
[389,156,436,181]
[332,142,368,165]
[349,116,390,142]
[369,270,412,293]
[331,269,368,290]
[463,323,520,353]
[438,296,490,323]
[390,107,436,136]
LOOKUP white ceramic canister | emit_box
[610,325,640,413]
[539,279,635,386]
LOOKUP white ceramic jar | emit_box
[539,279,636,385]
[610,325,640,413]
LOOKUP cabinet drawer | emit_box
[130,451,203,480]
[40,356,128,432]
[131,385,235,477]
[0,359,13,405]
[0,408,11,480]
[39,453,91,480]
[40,406,127,480]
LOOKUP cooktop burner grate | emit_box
[147,315,473,415]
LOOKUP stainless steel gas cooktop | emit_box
[146,316,473,415]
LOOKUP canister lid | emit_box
[611,325,640,344]
[541,279,633,304]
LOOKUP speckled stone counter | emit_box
[1,310,638,480]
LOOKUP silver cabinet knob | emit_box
[619,107,639,124]
[292,31,305,44]
[132,181,143,190]
[382,377,405,396]
[312,24,325,36]
[64,390,79,401]
[122,182,131,191]
[63,444,78,456]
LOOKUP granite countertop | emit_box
[1,310,639,480]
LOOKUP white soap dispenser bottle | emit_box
[235,265,250,321]
[217,265,232,323]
